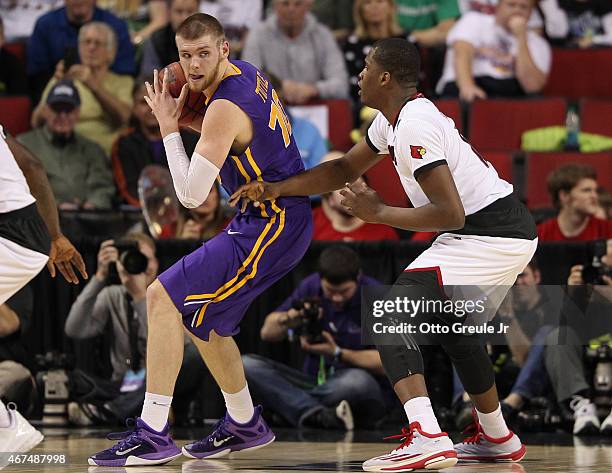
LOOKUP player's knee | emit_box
[445,342,494,394]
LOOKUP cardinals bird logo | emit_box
[410,145,427,159]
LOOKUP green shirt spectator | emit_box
[396,0,460,46]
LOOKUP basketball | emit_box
[159,62,206,127]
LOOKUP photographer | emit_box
[242,246,388,430]
[64,233,203,425]
[544,239,612,435]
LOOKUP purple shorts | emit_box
[158,206,312,341]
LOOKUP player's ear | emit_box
[220,38,230,59]
[380,71,391,87]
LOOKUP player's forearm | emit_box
[275,157,357,197]
[375,203,465,232]
[7,137,61,239]
[515,34,547,92]
[340,349,385,376]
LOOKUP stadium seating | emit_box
[469,98,567,152]
[580,99,612,136]
[525,151,612,209]
[482,151,513,183]
[433,99,463,133]
[0,96,32,136]
[544,48,612,100]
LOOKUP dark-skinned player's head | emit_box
[175,13,229,92]
[358,38,420,107]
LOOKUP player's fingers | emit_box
[62,261,79,284]
[162,68,168,95]
[177,84,189,109]
[144,95,153,110]
[240,198,248,214]
[56,262,73,284]
[73,252,88,279]
[47,259,56,278]
[153,69,160,95]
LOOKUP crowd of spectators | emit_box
[0,0,611,435]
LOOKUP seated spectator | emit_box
[544,0,612,47]
[396,0,460,47]
[544,242,612,434]
[344,0,406,106]
[200,0,263,56]
[65,234,205,425]
[97,0,169,45]
[313,152,399,241]
[159,182,233,239]
[32,21,134,155]
[0,285,37,416]
[243,245,389,429]
[0,0,62,42]
[27,0,136,102]
[437,0,552,102]
[17,80,115,210]
[112,79,198,206]
[311,0,354,40]
[538,163,612,241]
[139,0,199,76]
[242,0,349,104]
[0,15,28,95]
[458,0,552,31]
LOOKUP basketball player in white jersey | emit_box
[0,124,87,453]
[231,38,537,471]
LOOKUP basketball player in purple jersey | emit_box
[89,14,312,467]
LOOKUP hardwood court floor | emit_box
[2,428,611,472]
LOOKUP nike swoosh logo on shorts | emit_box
[116,445,141,455]
[213,436,234,447]
[227,230,241,235]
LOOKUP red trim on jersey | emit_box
[392,92,425,128]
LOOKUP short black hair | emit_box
[318,245,361,285]
[371,38,420,88]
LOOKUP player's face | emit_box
[357,52,381,107]
[563,178,599,216]
[177,34,229,92]
[321,278,358,308]
[170,0,200,31]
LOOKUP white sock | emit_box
[477,404,510,439]
[0,401,10,428]
[404,397,442,434]
[222,384,255,424]
[141,392,173,432]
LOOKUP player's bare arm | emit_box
[6,136,87,283]
[229,138,384,210]
[340,164,465,232]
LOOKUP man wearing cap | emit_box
[17,80,115,210]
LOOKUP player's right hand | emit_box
[48,235,88,284]
[95,239,118,281]
[229,181,279,213]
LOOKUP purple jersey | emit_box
[206,60,309,217]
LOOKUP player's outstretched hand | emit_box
[229,181,279,213]
[339,180,385,223]
[47,235,88,284]
[144,68,189,131]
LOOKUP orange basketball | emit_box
[159,62,206,127]
[159,62,186,98]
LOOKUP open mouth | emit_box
[189,74,204,81]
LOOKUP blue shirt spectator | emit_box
[27,4,136,100]
[290,114,328,170]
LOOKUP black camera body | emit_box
[292,298,325,344]
[582,240,611,284]
[106,239,148,285]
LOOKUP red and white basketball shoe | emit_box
[454,420,526,463]
[362,422,457,472]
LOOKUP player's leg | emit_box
[181,330,275,459]
[88,280,183,466]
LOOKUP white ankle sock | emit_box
[404,397,442,434]
[141,392,173,432]
[477,404,510,439]
[0,401,10,428]
[222,384,254,424]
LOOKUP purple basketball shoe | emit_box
[182,406,275,459]
[88,418,181,466]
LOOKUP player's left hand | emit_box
[339,181,385,223]
[144,68,189,134]
[47,234,88,284]
[300,331,338,357]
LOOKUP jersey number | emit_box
[268,89,292,148]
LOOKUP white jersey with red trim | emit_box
[366,96,512,215]
[0,125,35,214]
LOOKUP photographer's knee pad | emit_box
[377,343,424,386]
[443,339,494,395]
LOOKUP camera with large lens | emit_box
[106,239,148,285]
[292,298,325,343]
[582,240,611,284]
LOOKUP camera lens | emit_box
[120,249,148,274]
